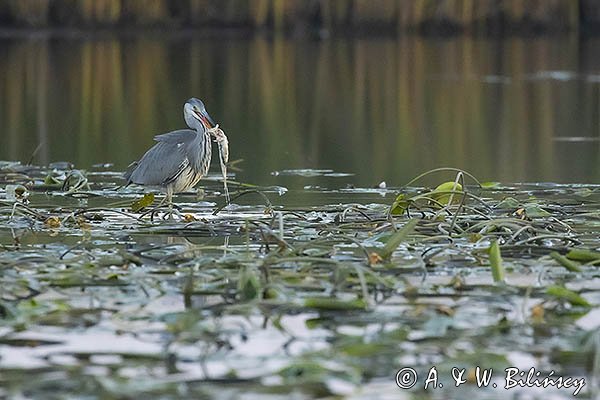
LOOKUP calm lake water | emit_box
[0,34,599,186]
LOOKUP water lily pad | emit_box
[524,204,551,218]
[431,181,464,205]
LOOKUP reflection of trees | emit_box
[0,36,597,183]
[2,39,49,164]
[36,39,48,164]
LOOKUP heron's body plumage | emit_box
[123,98,215,204]
[125,129,211,188]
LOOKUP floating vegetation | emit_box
[0,163,598,399]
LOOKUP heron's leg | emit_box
[166,187,175,220]
[163,187,185,220]
[142,190,181,221]
[155,190,179,210]
[166,187,173,209]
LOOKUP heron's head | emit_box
[184,98,215,131]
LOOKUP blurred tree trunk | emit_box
[122,0,169,25]
[78,0,121,25]
[7,0,50,26]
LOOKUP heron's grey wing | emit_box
[125,129,197,185]
[153,129,196,144]
[126,141,188,186]
[158,129,210,176]
[123,160,139,182]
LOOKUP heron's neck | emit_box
[193,122,206,134]
[184,115,205,134]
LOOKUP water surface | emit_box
[0,34,599,186]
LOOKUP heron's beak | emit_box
[194,110,215,129]
[202,113,216,129]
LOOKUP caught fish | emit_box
[207,124,230,204]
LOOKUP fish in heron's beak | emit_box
[194,109,215,129]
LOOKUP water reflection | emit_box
[0,35,598,185]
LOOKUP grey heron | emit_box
[124,98,216,213]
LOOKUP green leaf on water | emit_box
[524,204,551,218]
[303,297,367,311]
[277,359,361,388]
[263,287,283,300]
[379,219,418,260]
[550,252,582,272]
[390,193,410,215]
[339,342,389,357]
[481,181,500,188]
[496,197,520,209]
[278,361,329,384]
[488,240,505,283]
[305,317,329,329]
[431,181,464,205]
[546,285,591,308]
[238,267,260,301]
[44,174,61,185]
[566,248,600,262]
[573,188,594,197]
[130,193,155,212]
